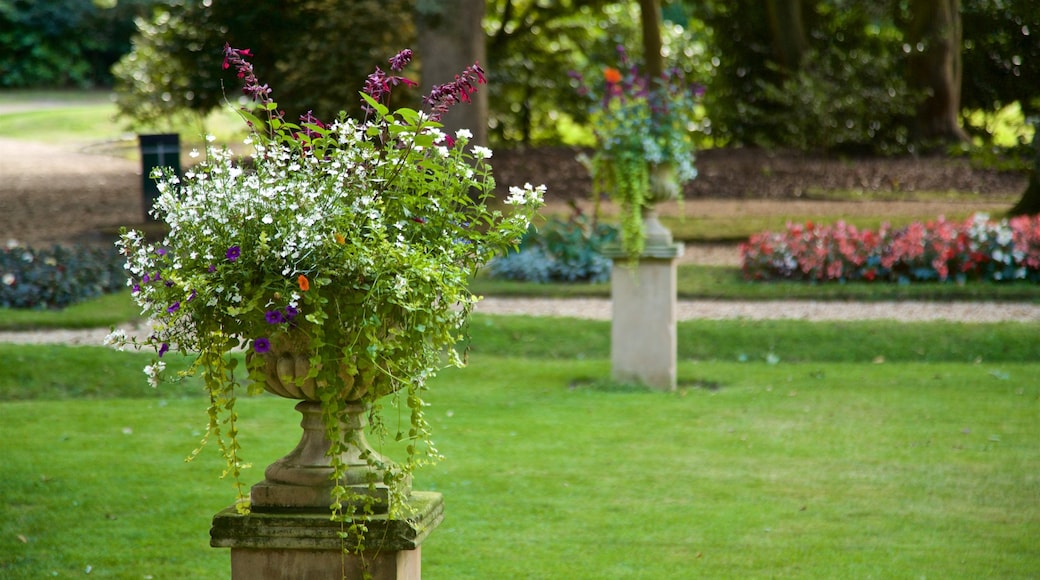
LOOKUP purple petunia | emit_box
[167,301,180,313]
[253,338,271,354]
[285,305,299,319]
[158,342,169,357]
[226,246,241,262]
[265,310,286,324]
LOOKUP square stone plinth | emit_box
[211,491,443,580]
[609,244,683,391]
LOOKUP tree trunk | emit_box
[638,0,664,80]
[1008,125,1040,216]
[765,0,809,72]
[906,0,969,144]
[416,0,488,147]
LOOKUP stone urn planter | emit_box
[642,161,681,248]
[247,333,406,513]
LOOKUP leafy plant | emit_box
[109,44,543,523]
[575,44,701,257]
[487,208,618,283]
[0,243,126,309]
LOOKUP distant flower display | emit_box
[741,213,1040,283]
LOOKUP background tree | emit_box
[0,0,159,88]
[905,0,969,144]
[417,0,488,146]
[113,0,414,129]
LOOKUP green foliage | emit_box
[0,0,158,88]
[485,1,712,147]
[756,45,919,154]
[113,0,415,128]
[487,211,618,282]
[961,0,1040,119]
[0,244,126,309]
[692,0,920,153]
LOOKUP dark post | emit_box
[138,134,181,222]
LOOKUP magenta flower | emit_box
[388,49,413,72]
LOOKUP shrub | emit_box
[741,213,1040,284]
[0,243,127,309]
[487,211,618,283]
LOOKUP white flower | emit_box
[504,183,546,206]
[144,361,166,388]
[104,329,128,351]
[472,146,493,160]
[455,129,473,140]
[1,273,14,286]
[189,149,200,159]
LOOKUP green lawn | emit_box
[1,317,1038,578]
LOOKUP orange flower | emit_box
[603,67,622,84]
[334,233,346,244]
[297,274,310,292]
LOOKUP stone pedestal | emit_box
[606,241,684,391]
[211,491,444,580]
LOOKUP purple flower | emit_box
[253,338,271,354]
[422,63,487,121]
[285,305,299,319]
[158,342,169,357]
[167,301,180,313]
[187,289,197,302]
[156,247,167,256]
[208,264,216,273]
[132,283,141,294]
[142,274,151,284]
[265,310,286,324]
[226,246,241,262]
[388,49,413,72]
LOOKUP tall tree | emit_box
[417,0,489,147]
[638,0,664,80]
[765,0,808,72]
[906,0,969,144]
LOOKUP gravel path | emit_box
[2,297,1037,347]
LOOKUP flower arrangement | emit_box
[575,45,701,256]
[741,213,1040,284]
[109,44,543,516]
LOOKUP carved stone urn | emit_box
[642,162,681,248]
[247,333,406,513]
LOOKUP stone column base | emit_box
[211,491,444,580]
[606,243,684,391]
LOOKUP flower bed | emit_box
[1,243,126,308]
[740,213,1040,283]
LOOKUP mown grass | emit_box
[1,327,1038,577]
[0,89,247,154]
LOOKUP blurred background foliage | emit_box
[1,0,1037,157]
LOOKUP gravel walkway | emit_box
[1,297,1037,347]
